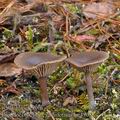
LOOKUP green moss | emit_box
[36,112,45,120]
[3,28,13,39]
[19,99,31,107]
[14,108,22,114]
[86,28,100,35]
[66,77,76,89]
[66,4,80,13]
[0,103,4,111]
[54,108,71,120]
[33,89,40,97]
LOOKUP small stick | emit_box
[58,72,71,84]
[66,13,69,35]
[96,109,110,120]
[50,72,71,92]
[47,109,56,120]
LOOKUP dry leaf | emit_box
[95,35,110,48]
[0,79,7,86]
[0,85,20,95]
[73,35,96,42]
[63,96,77,106]
[66,34,95,42]
[53,85,62,95]
[83,2,115,19]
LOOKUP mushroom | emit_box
[0,62,22,77]
[14,52,66,106]
[0,53,18,64]
[66,51,109,109]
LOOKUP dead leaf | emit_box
[66,34,96,42]
[83,2,115,19]
[0,79,7,86]
[113,80,120,84]
[63,96,77,106]
[95,35,110,48]
[0,85,20,95]
[53,85,62,95]
[73,35,96,42]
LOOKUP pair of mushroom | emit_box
[14,51,109,109]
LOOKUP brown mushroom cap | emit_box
[66,51,109,72]
[14,52,66,78]
[0,63,22,77]
[0,53,18,64]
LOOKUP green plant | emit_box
[25,26,34,50]
[66,77,76,89]
[3,28,13,39]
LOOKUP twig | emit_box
[96,109,110,120]
[50,71,71,93]
[47,109,56,120]
[58,72,71,84]
[66,13,69,35]
[105,79,109,96]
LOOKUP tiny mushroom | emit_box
[66,51,109,109]
[14,52,66,106]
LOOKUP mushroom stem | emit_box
[85,72,96,109]
[39,77,50,106]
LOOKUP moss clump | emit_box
[54,108,71,120]
[36,112,45,120]
[0,103,4,111]
[66,77,76,89]
[19,99,31,107]
[14,108,22,114]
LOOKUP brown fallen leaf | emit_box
[113,80,120,84]
[53,85,62,95]
[63,96,77,106]
[65,34,96,50]
[0,85,20,95]
[70,35,96,42]
[83,2,115,19]
[95,35,110,48]
[0,79,7,86]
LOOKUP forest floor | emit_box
[0,0,120,120]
